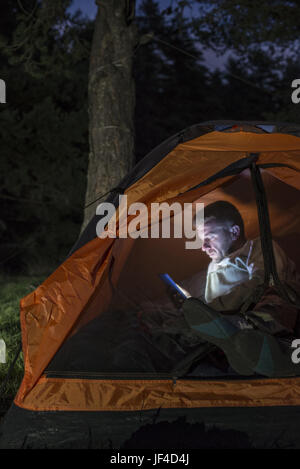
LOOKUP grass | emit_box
[0,275,46,404]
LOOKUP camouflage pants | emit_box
[182,298,300,377]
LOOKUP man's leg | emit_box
[183,298,300,377]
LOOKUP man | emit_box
[181,201,300,377]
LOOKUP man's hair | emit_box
[195,201,245,238]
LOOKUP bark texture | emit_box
[82,0,137,230]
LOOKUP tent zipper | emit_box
[44,370,175,380]
[44,370,273,381]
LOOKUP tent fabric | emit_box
[13,121,300,412]
[174,131,300,152]
[16,376,300,412]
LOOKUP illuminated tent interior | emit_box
[44,168,300,378]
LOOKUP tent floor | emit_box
[1,403,300,448]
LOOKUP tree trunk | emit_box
[82,0,137,230]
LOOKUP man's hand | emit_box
[167,286,185,309]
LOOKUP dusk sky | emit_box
[69,0,178,19]
[68,0,230,70]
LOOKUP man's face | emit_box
[197,217,240,263]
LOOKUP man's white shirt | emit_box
[204,238,297,311]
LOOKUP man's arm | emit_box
[205,273,265,313]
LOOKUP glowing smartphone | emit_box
[159,273,190,299]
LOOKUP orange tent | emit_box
[2,121,300,448]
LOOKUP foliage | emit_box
[134,0,300,161]
[189,0,299,57]
[0,0,93,273]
